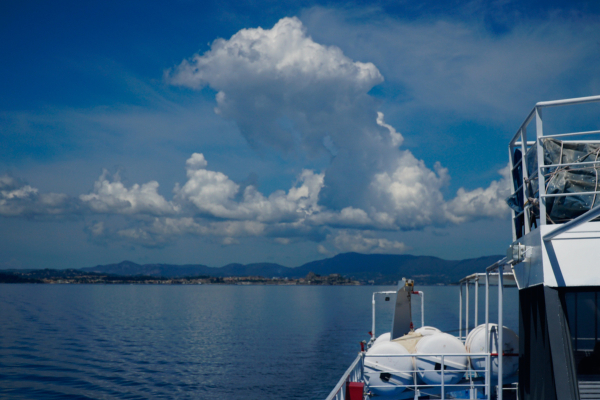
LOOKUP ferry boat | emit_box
[326,95,600,400]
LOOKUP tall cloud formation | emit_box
[168,17,509,230]
[1,17,510,253]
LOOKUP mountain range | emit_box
[82,253,503,284]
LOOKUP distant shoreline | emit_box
[0,271,366,285]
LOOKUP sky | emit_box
[1,0,600,269]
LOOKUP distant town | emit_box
[0,270,364,285]
[0,253,505,285]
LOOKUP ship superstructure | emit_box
[507,95,600,400]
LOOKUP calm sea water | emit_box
[0,284,518,399]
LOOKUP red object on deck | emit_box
[345,382,364,400]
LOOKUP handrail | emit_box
[371,291,396,343]
[543,204,600,241]
[363,352,494,400]
[412,290,424,328]
[325,353,364,400]
[536,94,600,108]
[508,95,600,234]
[539,129,600,139]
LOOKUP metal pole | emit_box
[520,127,530,234]
[441,354,445,400]
[459,283,463,340]
[498,269,504,400]
[421,292,425,328]
[466,282,470,337]
[475,278,479,327]
[485,270,490,399]
[372,293,376,342]
[536,106,546,225]
[509,144,518,242]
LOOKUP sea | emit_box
[0,284,518,399]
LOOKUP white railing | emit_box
[508,95,600,241]
[325,352,364,400]
[363,352,493,399]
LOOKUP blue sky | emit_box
[1,0,600,269]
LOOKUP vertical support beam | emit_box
[441,355,445,400]
[421,292,424,328]
[372,293,376,342]
[536,107,547,225]
[475,278,479,327]
[485,271,490,399]
[466,282,470,336]
[459,283,463,340]
[520,127,531,234]
[509,144,518,241]
[498,270,504,400]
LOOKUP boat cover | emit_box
[508,139,600,223]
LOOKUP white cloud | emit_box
[330,230,409,254]
[0,175,71,217]
[447,165,511,222]
[301,7,600,120]
[1,16,522,252]
[80,170,178,215]
[167,17,468,229]
[176,153,324,223]
[377,111,403,147]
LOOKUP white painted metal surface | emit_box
[512,221,600,288]
[508,95,600,289]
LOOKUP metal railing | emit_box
[325,352,364,400]
[364,352,493,399]
[508,95,600,241]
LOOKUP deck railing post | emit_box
[485,269,490,399]
[466,282,470,336]
[459,283,463,340]
[520,127,531,234]
[475,278,479,327]
[536,106,546,225]
[441,354,445,400]
[498,268,504,400]
[372,293,376,342]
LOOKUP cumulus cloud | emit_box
[328,230,409,254]
[0,175,72,217]
[168,17,383,158]
[447,165,511,222]
[1,17,516,252]
[176,152,324,223]
[167,17,474,229]
[80,170,179,215]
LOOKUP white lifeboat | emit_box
[465,323,519,379]
[364,341,413,396]
[414,333,468,385]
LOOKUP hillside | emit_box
[82,253,503,284]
